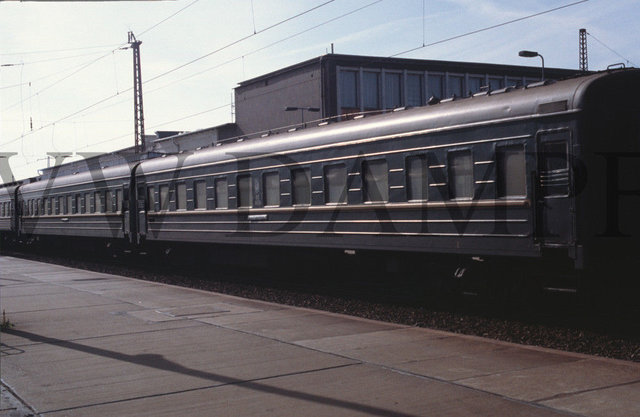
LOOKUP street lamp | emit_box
[518,50,545,80]
[284,106,320,125]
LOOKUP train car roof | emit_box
[137,68,639,177]
[18,163,132,193]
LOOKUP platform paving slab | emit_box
[2,255,640,416]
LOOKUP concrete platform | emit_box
[1,255,639,416]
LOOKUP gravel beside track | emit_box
[3,249,640,363]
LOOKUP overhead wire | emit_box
[391,0,590,57]
[143,0,336,85]
[0,0,339,150]
[62,0,384,122]
[587,31,637,68]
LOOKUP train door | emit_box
[536,130,575,245]
[136,185,147,244]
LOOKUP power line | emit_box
[587,31,637,68]
[1,46,127,112]
[391,0,590,57]
[144,0,336,85]
[1,50,108,67]
[0,1,338,150]
[69,0,384,122]
[0,44,121,56]
[138,0,202,38]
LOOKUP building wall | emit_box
[234,62,323,135]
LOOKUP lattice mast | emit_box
[579,28,588,72]
[129,32,145,153]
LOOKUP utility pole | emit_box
[579,28,588,72]
[128,31,145,153]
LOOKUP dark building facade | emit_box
[234,54,579,135]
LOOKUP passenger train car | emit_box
[1,68,639,283]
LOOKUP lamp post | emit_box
[284,106,320,126]
[519,50,545,80]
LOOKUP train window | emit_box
[38,199,43,215]
[237,175,252,208]
[67,195,73,214]
[116,189,123,212]
[363,160,389,202]
[147,187,155,212]
[55,197,62,215]
[291,168,311,205]
[448,151,474,199]
[46,198,51,215]
[84,193,91,213]
[194,180,207,210]
[73,195,79,214]
[497,145,526,198]
[176,183,187,210]
[215,178,228,209]
[105,191,113,213]
[94,192,103,213]
[540,141,569,197]
[29,200,34,216]
[263,172,280,207]
[159,185,170,211]
[324,164,347,204]
[406,155,428,201]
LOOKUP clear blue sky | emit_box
[1,0,638,181]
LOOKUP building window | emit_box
[340,70,358,111]
[507,77,522,87]
[324,164,347,204]
[237,175,252,208]
[159,185,170,211]
[406,155,428,201]
[407,74,423,106]
[427,74,444,99]
[194,180,207,209]
[497,145,526,198]
[363,160,389,202]
[488,77,503,90]
[176,183,187,210]
[449,151,474,199]
[448,75,464,97]
[263,172,280,207]
[292,168,311,205]
[363,71,380,110]
[468,76,484,95]
[385,72,402,109]
[215,178,228,209]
